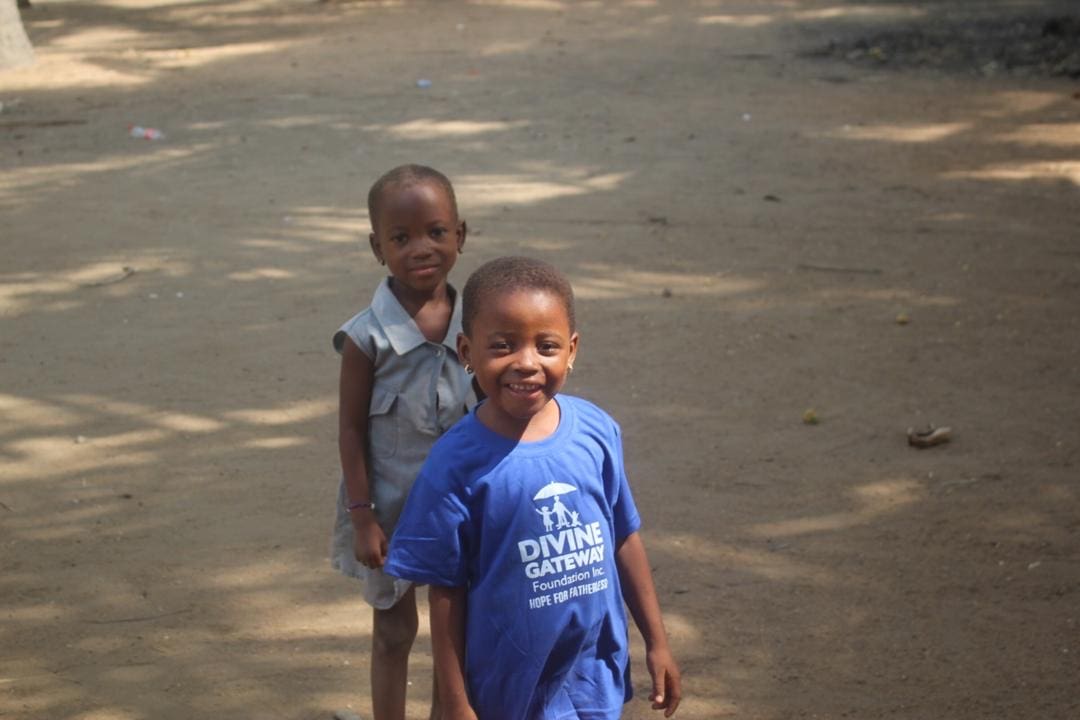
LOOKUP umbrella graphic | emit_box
[533,481,577,501]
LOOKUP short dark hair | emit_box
[367,164,458,231]
[462,256,576,336]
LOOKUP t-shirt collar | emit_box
[371,277,462,356]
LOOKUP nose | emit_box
[511,347,540,374]
[409,235,434,257]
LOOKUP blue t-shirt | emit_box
[385,395,641,720]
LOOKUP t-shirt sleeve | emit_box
[609,422,641,543]
[332,312,376,360]
[384,464,470,587]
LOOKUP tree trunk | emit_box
[1,0,34,70]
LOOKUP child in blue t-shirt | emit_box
[385,256,682,719]
[332,164,472,720]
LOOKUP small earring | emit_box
[568,363,574,373]
[464,364,473,374]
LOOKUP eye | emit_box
[391,233,408,245]
[538,341,561,355]
[488,340,511,354]
[430,227,448,239]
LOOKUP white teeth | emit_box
[509,383,539,392]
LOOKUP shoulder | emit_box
[332,305,379,354]
[561,394,622,440]
[422,413,498,484]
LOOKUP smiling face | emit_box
[369,179,465,299]
[459,287,579,441]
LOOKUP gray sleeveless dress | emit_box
[330,278,473,609]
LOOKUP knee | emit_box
[373,606,418,657]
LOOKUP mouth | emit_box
[507,382,543,394]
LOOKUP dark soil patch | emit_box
[807,14,1080,79]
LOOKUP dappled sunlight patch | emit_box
[944,161,1080,186]
[269,206,367,245]
[0,148,217,208]
[994,123,1080,147]
[0,393,82,430]
[373,118,531,140]
[227,267,295,281]
[62,395,225,434]
[479,39,538,56]
[698,14,773,28]
[979,91,1062,118]
[751,478,926,539]
[244,436,309,449]
[0,259,174,318]
[570,266,762,300]
[828,122,971,144]
[468,0,566,10]
[650,534,836,584]
[456,171,630,208]
[223,397,336,426]
[0,435,159,484]
[791,5,926,22]
[657,610,699,645]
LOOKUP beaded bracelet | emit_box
[347,500,376,511]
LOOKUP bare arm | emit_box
[616,531,682,717]
[429,584,477,720]
[338,338,386,567]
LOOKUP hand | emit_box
[646,644,682,717]
[351,512,387,569]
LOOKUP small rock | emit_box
[895,312,910,325]
[802,409,820,425]
[332,711,361,720]
[75,435,87,444]
[661,288,673,298]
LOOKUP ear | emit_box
[457,220,467,254]
[369,232,384,265]
[457,332,472,368]
[567,331,579,367]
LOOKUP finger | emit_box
[651,677,664,709]
[664,672,681,717]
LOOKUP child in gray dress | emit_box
[331,164,472,720]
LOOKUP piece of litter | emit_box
[802,409,819,425]
[907,425,951,448]
[416,78,432,89]
[896,312,910,325]
[175,292,184,299]
[129,125,164,140]
[75,435,87,444]
[1028,561,1041,570]
[742,113,752,122]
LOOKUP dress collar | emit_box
[371,277,462,356]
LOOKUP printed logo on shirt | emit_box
[518,481,610,610]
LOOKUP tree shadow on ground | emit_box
[2,1,1078,719]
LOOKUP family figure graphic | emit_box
[533,482,583,532]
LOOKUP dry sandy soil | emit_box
[2,1,1079,718]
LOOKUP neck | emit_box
[478,398,561,443]
[387,277,450,318]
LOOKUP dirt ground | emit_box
[2,1,1079,718]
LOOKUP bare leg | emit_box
[428,664,441,720]
[371,587,418,720]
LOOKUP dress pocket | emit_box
[368,389,399,459]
